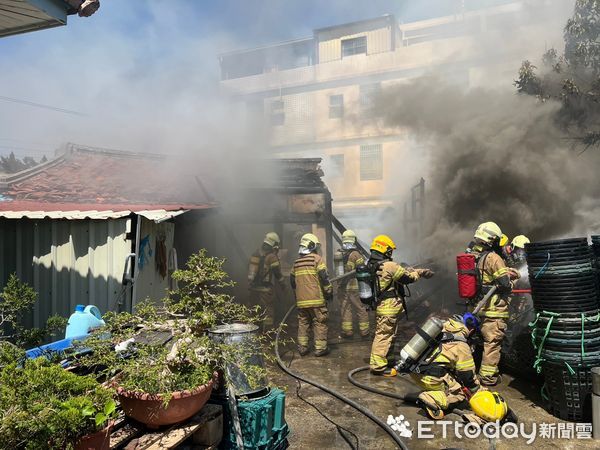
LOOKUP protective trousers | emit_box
[340,290,370,337]
[249,289,275,328]
[479,317,507,385]
[297,306,328,351]
[369,297,403,372]
[410,373,466,412]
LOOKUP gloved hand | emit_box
[417,268,435,279]
[508,268,520,280]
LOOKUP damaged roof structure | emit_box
[0,143,216,328]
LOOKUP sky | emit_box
[0,0,517,159]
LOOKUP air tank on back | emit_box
[397,317,444,370]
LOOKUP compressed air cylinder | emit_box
[399,317,444,365]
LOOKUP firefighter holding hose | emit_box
[337,230,370,338]
[362,235,434,376]
[248,232,285,329]
[290,233,333,357]
[468,222,513,386]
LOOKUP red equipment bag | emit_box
[457,253,478,299]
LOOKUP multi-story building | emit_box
[219,1,566,248]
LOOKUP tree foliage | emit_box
[515,0,600,149]
[0,273,67,347]
[0,152,45,174]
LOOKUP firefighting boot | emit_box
[314,347,330,357]
[298,346,309,356]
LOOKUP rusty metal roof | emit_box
[0,143,217,218]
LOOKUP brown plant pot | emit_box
[74,422,112,450]
[116,375,215,428]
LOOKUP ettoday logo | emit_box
[415,420,593,443]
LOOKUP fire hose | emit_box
[274,271,410,450]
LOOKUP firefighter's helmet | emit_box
[370,235,396,256]
[264,232,281,248]
[511,235,530,249]
[342,230,357,244]
[299,233,320,254]
[474,222,502,245]
[469,391,508,422]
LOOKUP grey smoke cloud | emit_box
[373,77,600,264]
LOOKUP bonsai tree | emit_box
[0,346,116,450]
[0,273,67,347]
[75,250,270,417]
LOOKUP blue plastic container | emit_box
[64,304,106,339]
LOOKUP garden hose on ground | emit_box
[274,303,409,450]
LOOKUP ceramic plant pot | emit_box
[116,375,215,428]
[74,422,112,450]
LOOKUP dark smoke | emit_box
[373,77,600,264]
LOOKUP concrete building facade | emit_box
[219,1,567,245]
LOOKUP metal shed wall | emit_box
[0,218,132,329]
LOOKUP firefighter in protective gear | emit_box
[368,235,434,375]
[290,233,333,357]
[248,232,284,329]
[503,234,530,268]
[404,315,481,419]
[338,230,370,338]
[468,222,512,386]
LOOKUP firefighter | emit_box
[368,235,434,375]
[338,230,370,338]
[248,232,284,329]
[503,234,530,267]
[290,233,333,357]
[403,314,482,419]
[469,222,512,386]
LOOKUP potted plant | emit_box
[78,250,269,428]
[0,346,116,450]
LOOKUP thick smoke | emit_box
[373,77,600,265]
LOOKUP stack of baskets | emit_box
[526,237,600,421]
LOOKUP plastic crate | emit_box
[210,388,289,449]
[542,361,594,421]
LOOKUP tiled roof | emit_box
[0,144,217,215]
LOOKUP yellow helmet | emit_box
[499,234,509,247]
[342,229,357,244]
[511,235,530,249]
[264,232,281,248]
[300,233,320,251]
[474,222,502,245]
[370,235,396,255]
[469,391,508,422]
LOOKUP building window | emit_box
[330,154,344,174]
[329,94,344,119]
[360,82,382,109]
[341,36,367,58]
[270,99,285,126]
[360,144,383,180]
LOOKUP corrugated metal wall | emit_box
[0,218,132,328]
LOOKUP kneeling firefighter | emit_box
[290,233,333,357]
[399,314,483,419]
[358,235,434,376]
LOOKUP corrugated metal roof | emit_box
[0,0,67,38]
[0,208,190,222]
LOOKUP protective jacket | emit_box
[470,243,511,319]
[415,319,479,393]
[248,249,283,292]
[290,253,333,308]
[340,249,364,291]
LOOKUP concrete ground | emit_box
[269,326,598,450]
